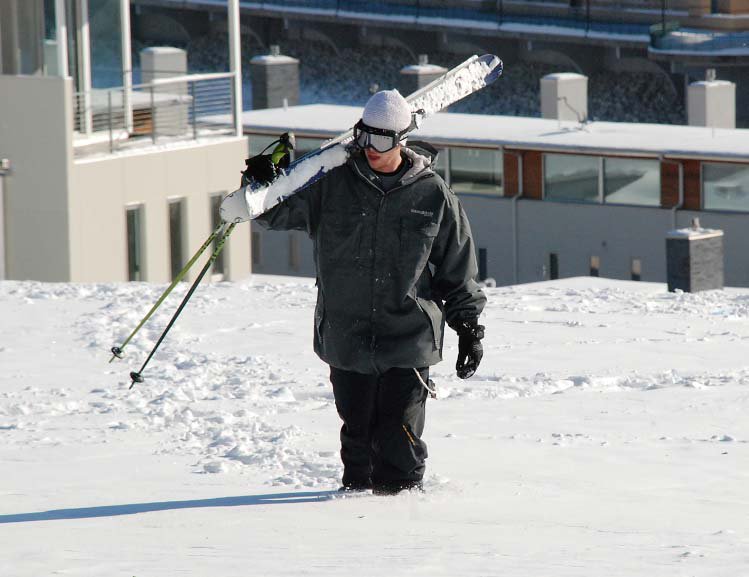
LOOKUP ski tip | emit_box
[479,54,504,79]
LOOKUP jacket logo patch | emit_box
[410,209,433,217]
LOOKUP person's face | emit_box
[365,144,402,173]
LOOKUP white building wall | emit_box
[516,201,673,283]
[70,138,250,283]
[245,196,749,288]
[0,75,72,281]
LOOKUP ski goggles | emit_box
[353,120,409,153]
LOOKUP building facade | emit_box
[243,104,749,287]
[0,0,250,283]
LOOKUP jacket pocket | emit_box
[321,217,363,267]
[400,217,439,274]
[414,295,443,350]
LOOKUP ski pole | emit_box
[109,223,224,363]
[129,222,236,389]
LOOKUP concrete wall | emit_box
[0,75,72,281]
[516,201,674,283]
[0,174,5,279]
[459,195,514,285]
[247,196,749,288]
[70,138,250,283]
[251,223,316,278]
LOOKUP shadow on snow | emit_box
[0,491,339,524]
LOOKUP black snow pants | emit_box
[330,366,429,490]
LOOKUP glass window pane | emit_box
[549,253,559,280]
[433,148,447,180]
[293,137,325,161]
[544,154,599,203]
[703,163,749,212]
[169,199,185,281]
[604,157,660,206]
[88,0,123,88]
[449,148,502,196]
[126,205,143,281]
[211,195,225,277]
[248,134,281,157]
[251,230,262,266]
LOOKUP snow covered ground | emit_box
[1,274,748,575]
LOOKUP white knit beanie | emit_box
[362,89,412,133]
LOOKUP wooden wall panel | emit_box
[661,159,702,210]
[503,150,519,197]
[683,159,702,211]
[522,150,543,200]
[661,162,680,208]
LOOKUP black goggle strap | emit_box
[354,110,426,148]
[354,120,413,149]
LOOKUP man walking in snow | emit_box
[250,90,485,494]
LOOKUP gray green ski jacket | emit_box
[255,144,486,374]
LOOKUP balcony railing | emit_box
[651,28,749,52]
[73,72,238,156]
[242,0,656,35]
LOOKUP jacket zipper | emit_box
[350,160,437,373]
[402,424,417,447]
[369,193,385,372]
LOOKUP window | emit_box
[168,199,186,281]
[89,0,124,88]
[544,154,599,203]
[449,147,502,196]
[289,232,300,271]
[590,255,600,277]
[604,157,660,206]
[433,148,448,180]
[126,205,144,281]
[293,137,326,162]
[631,258,642,281]
[703,162,749,212]
[545,154,661,207]
[248,134,281,157]
[251,230,262,266]
[549,253,559,280]
[210,195,225,278]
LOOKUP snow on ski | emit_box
[220,54,503,222]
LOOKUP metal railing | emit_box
[73,72,237,155]
[242,0,656,35]
[651,28,749,52]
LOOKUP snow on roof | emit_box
[667,227,724,240]
[240,104,749,161]
[542,72,587,81]
[401,64,449,74]
[250,54,299,65]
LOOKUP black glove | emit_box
[454,320,485,379]
[241,154,278,187]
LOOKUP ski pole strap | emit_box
[129,222,236,389]
[109,223,224,363]
[413,368,438,400]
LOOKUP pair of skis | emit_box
[110,54,503,387]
